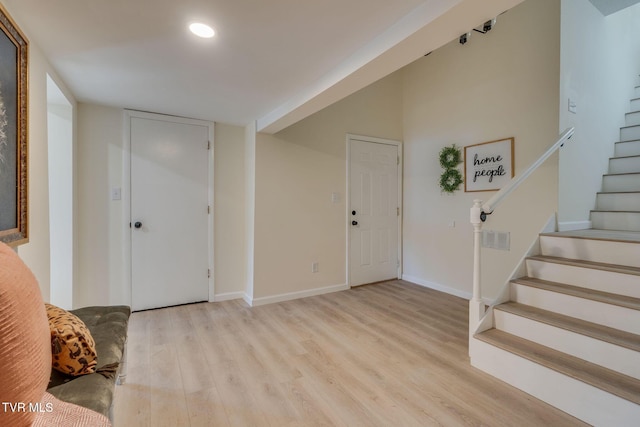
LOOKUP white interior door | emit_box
[349,138,400,286]
[130,114,210,311]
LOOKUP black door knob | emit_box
[134,221,142,229]
[352,220,358,226]
[352,210,356,215]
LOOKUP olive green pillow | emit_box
[45,303,98,376]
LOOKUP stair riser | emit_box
[615,141,640,157]
[609,156,640,174]
[540,235,640,268]
[635,87,640,98]
[632,98,640,111]
[627,111,640,127]
[494,310,640,379]
[510,282,640,335]
[591,211,640,232]
[596,193,640,212]
[471,338,640,427]
[603,174,640,192]
[525,259,640,299]
[621,126,640,141]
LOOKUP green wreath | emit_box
[439,168,463,193]
[439,145,461,169]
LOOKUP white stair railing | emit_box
[469,127,575,332]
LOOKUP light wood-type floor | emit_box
[113,280,587,426]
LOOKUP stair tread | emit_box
[512,276,640,311]
[495,302,640,352]
[527,255,640,276]
[596,191,640,194]
[474,329,640,405]
[604,171,640,176]
[542,229,640,243]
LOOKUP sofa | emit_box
[47,305,131,421]
[0,242,130,426]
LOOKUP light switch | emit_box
[568,98,577,114]
[331,192,341,203]
[111,187,121,201]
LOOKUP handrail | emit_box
[468,127,575,335]
[481,127,575,218]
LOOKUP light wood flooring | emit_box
[113,280,587,426]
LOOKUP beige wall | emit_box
[402,0,561,300]
[3,1,78,302]
[214,123,246,299]
[559,0,640,229]
[252,73,403,301]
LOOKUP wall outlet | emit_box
[311,262,319,273]
[111,187,121,201]
[568,98,577,114]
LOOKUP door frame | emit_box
[346,134,403,288]
[122,110,215,307]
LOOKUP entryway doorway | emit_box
[125,111,213,311]
[347,135,402,287]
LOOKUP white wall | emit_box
[402,0,561,300]
[251,73,403,302]
[47,90,74,309]
[559,0,640,229]
[2,1,78,302]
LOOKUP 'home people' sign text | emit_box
[464,138,514,192]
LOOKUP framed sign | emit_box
[464,137,514,192]
[0,5,28,246]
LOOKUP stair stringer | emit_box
[471,338,640,427]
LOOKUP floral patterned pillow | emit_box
[45,304,97,376]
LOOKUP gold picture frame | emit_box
[0,4,28,246]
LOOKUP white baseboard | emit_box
[213,291,245,302]
[247,283,349,307]
[558,220,592,232]
[402,275,473,300]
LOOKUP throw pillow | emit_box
[45,303,98,376]
[0,242,51,427]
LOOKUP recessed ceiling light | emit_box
[189,23,215,38]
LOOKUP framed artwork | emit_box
[0,5,28,246]
[464,137,514,192]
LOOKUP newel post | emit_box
[469,199,485,332]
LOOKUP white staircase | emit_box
[470,83,640,426]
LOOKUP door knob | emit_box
[134,221,142,229]
[352,210,357,215]
[352,220,358,226]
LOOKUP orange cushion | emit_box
[45,303,98,376]
[0,243,51,427]
[33,392,111,427]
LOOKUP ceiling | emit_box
[588,0,640,16]
[4,0,523,133]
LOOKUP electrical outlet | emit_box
[311,262,319,273]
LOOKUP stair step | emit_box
[591,210,640,231]
[540,230,640,267]
[610,155,640,174]
[497,302,640,352]
[511,277,640,334]
[621,125,640,142]
[635,86,640,98]
[602,172,640,192]
[627,111,640,127]
[632,98,640,111]
[474,329,640,405]
[596,192,640,211]
[615,140,640,157]
[494,302,640,379]
[526,255,640,298]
